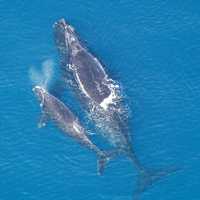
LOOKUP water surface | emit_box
[0,1,200,199]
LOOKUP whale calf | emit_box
[33,85,111,175]
[53,19,178,196]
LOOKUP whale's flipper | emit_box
[97,153,110,175]
[38,111,49,128]
[133,166,180,200]
[97,150,119,175]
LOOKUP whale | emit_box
[33,85,111,175]
[53,19,178,196]
[54,19,119,110]
[53,19,125,146]
[54,18,145,163]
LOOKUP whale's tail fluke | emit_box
[127,150,180,199]
[133,166,180,200]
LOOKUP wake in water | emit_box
[29,59,55,90]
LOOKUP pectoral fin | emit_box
[38,111,49,128]
[97,150,120,175]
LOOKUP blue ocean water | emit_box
[1,0,200,199]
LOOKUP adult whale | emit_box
[53,19,125,143]
[54,19,119,110]
[33,85,111,175]
[54,19,178,197]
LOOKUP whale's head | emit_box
[32,86,46,107]
[54,18,82,56]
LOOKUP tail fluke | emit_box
[133,166,180,200]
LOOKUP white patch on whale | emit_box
[73,121,82,133]
[74,68,91,99]
[74,65,120,110]
[100,83,118,110]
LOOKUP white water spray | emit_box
[29,59,55,89]
[42,59,54,88]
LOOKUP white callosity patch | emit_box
[68,63,76,71]
[71,37,76,42]
[65,25,81,56]
[32,86,46,107]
